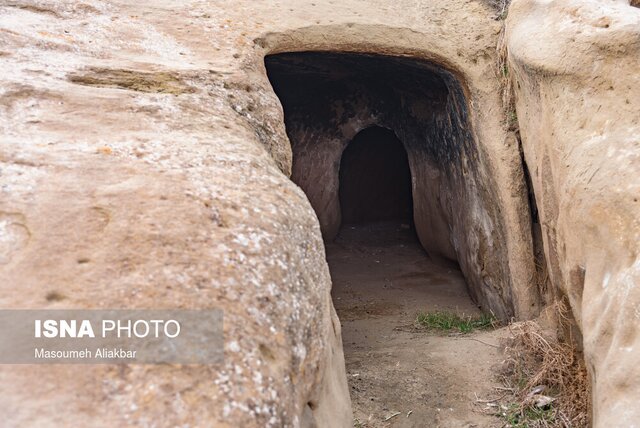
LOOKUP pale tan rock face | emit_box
[506,0,640,425]
[0,1,350,426]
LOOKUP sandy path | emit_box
[327,223,507,428]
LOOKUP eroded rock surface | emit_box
[507,0,640,424]
[0,1,351,426]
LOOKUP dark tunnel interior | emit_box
[339,126,413,225]
[263,52,479,253]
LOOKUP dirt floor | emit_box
[327,222,509,428]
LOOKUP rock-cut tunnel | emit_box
[264,51,524,322]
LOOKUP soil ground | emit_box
[326,222,509,428]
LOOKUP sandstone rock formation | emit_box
[0,0,638,426]
[506,0,640,424]
[0,1,351,426]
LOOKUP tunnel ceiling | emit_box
[265,52,477,166]
[265,52,449,109]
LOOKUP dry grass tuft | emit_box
[497,302,591,427]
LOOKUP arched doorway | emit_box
[339,126,413,226]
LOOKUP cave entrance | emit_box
[265,51,502,425]
[339,126,413,227]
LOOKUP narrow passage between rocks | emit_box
[327,222,507,428]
